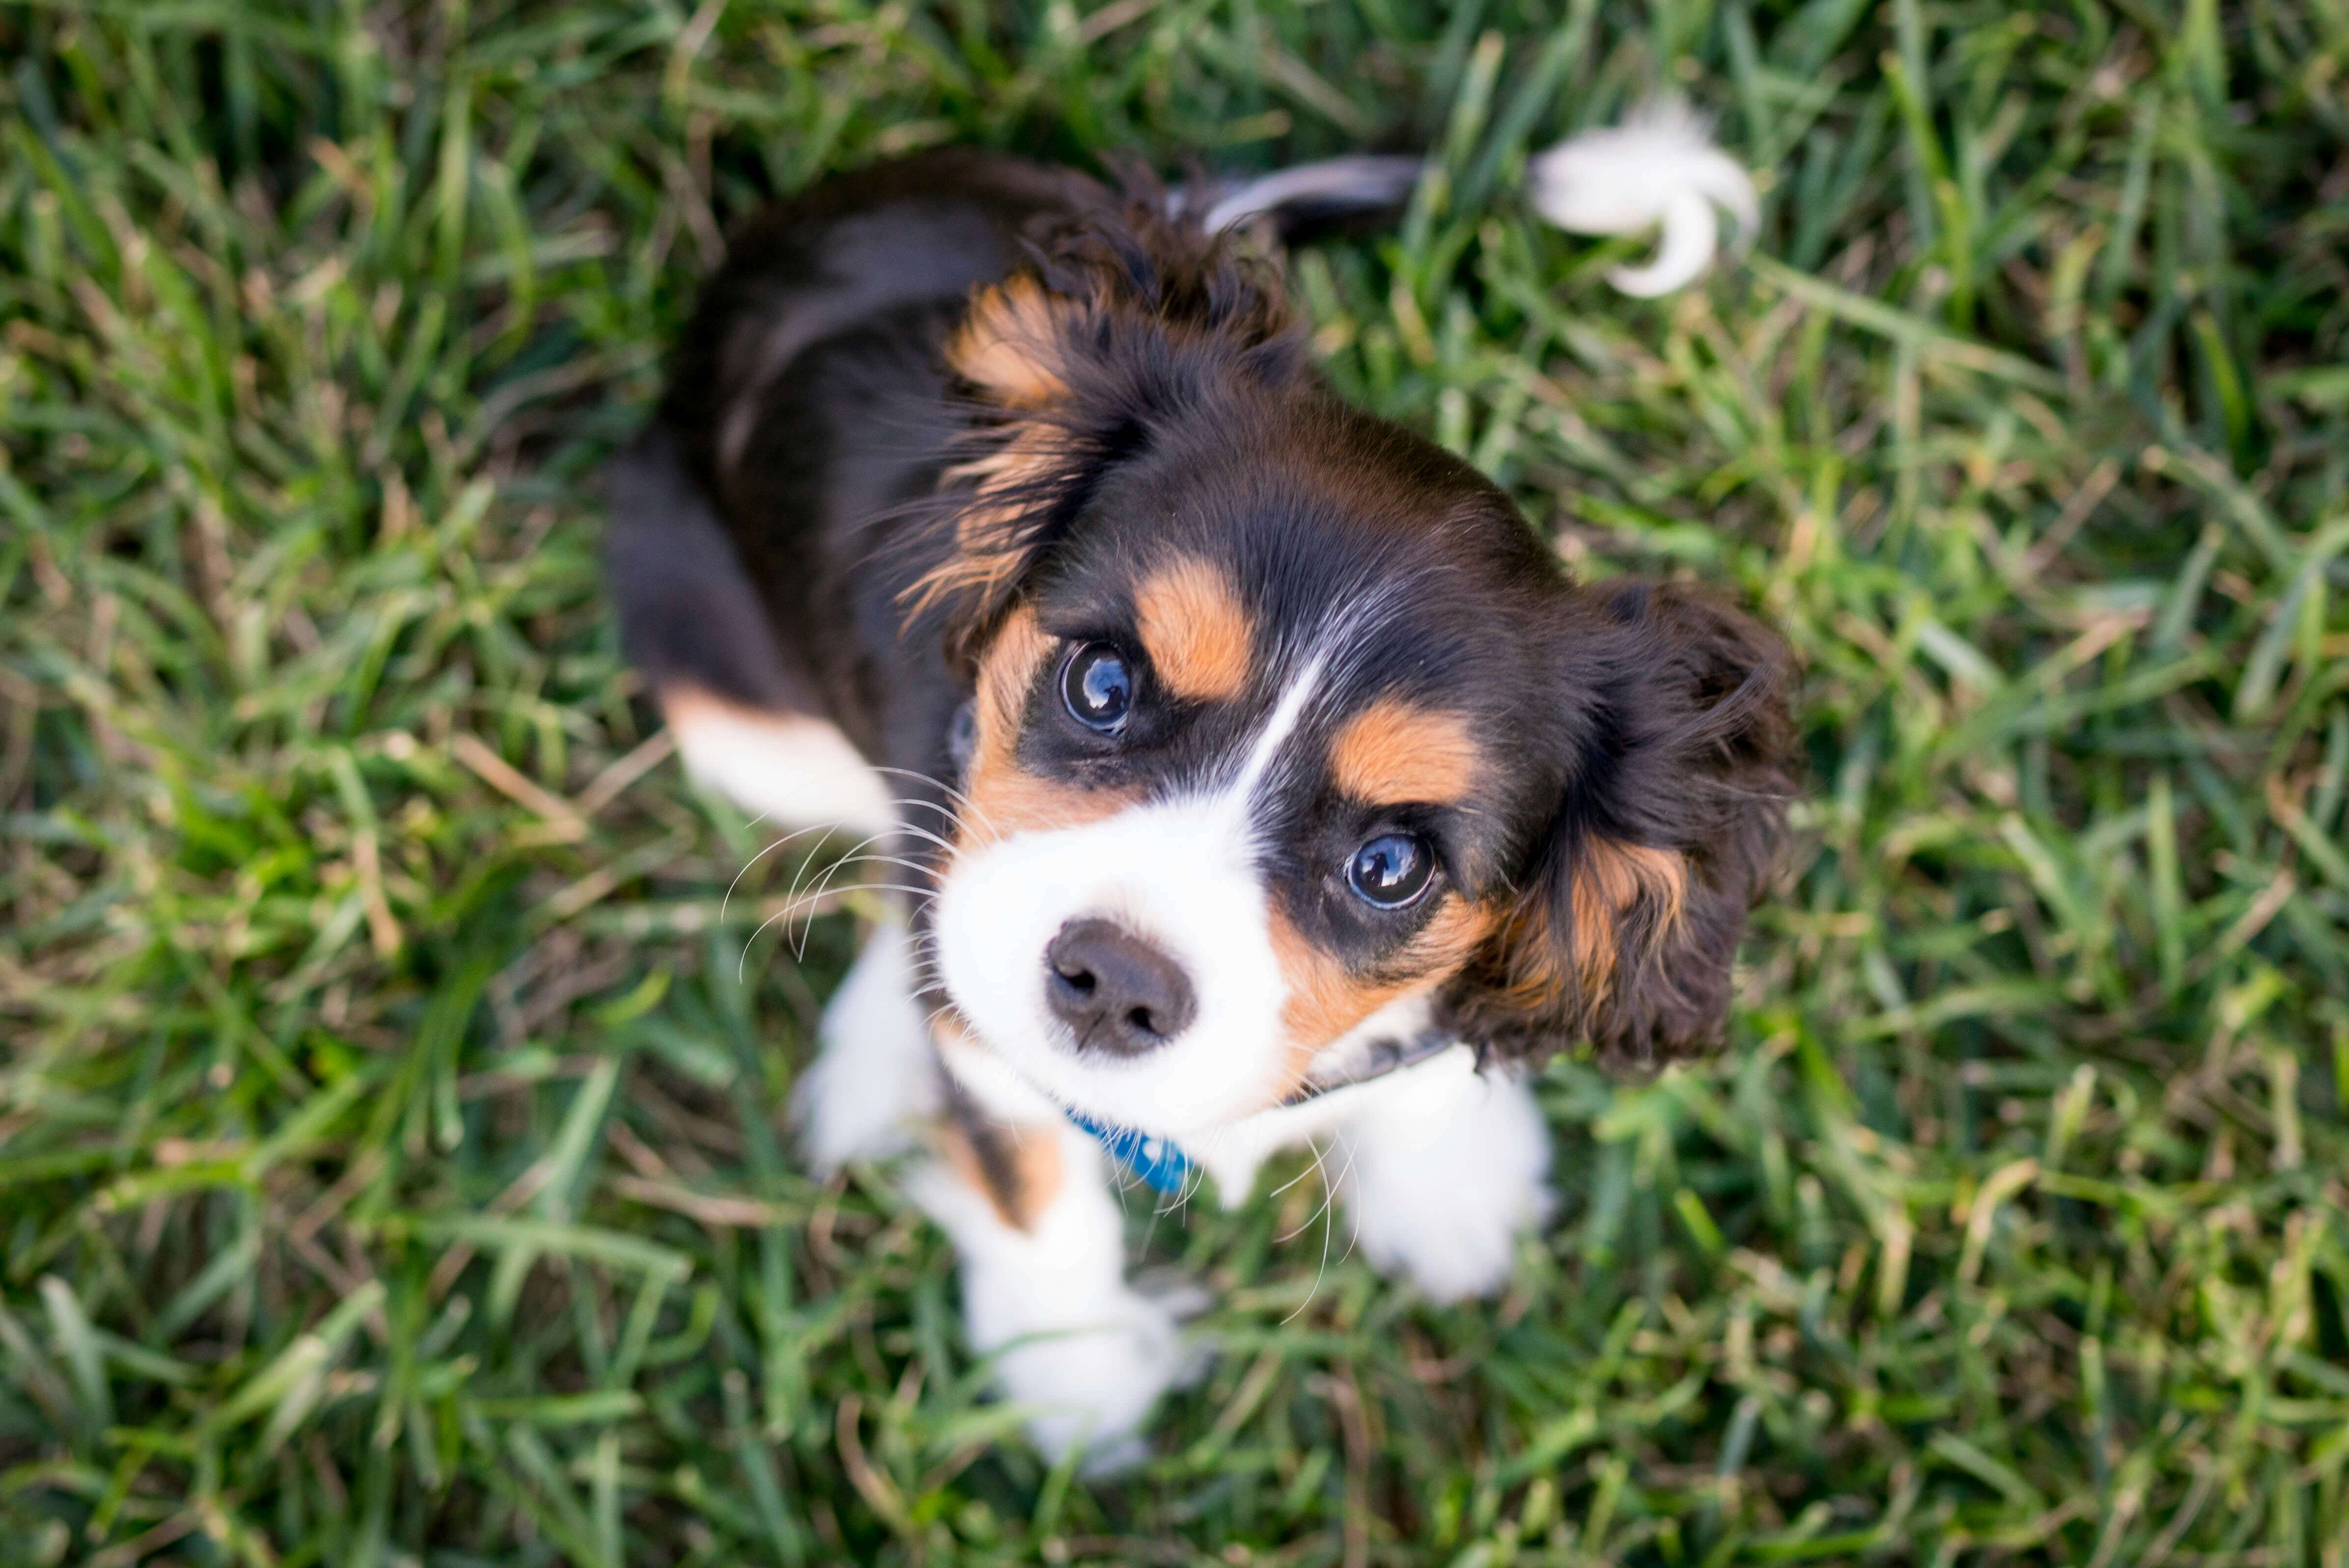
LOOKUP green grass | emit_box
[3,0,2348,1563]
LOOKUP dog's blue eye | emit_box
[1062,643,1133,732]
[1348,833,1434,908]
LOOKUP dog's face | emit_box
[919,209,1796,1138]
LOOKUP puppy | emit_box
[606,147,1797,1468]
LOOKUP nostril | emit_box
[1126,1006,1156,1036]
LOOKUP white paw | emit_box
[988,1277,1211,1474]
[1352,1176,1552,1303]
[1338,1058,1555,1304]
[792,917,938,1173]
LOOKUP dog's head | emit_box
[916,192,1798,1138]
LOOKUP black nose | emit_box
[1043,918,1197,1055]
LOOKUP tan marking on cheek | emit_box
[946,275,1073,409]
[1270,911,1396,1085]
[1268,899,1499,1088]
[1329,700,1482,807]
[955,608,1139,846]
[933,1114,1065,1233]
[1568,839,1689,991]
[1134,556,1253,702]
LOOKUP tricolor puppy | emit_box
[607,147,1797,1469]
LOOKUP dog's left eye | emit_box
[1347,833,1434,909]
[1061,643,1133,732]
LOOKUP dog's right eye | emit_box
[1061,643,1133,733]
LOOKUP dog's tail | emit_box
[1194,100,1758,297]
[1191,154,1426,239]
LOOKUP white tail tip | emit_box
[1526,98,1758,297]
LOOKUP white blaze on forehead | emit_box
[1224,647,1331,820]
[1213,573,1413,825]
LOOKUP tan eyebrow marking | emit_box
[1132,554,1255,703]
[1329,698,1482,806]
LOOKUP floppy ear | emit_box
[895,274,1104,658]
[1439,580,1799,1072]
[898,177,1306,668]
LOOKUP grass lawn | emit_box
[5,0,2349,1563]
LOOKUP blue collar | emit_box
[1063,1107,1194,1195]
[1060,1031,1460,1195]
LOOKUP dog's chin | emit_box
[949,1000,1289,1139]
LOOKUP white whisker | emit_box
[720,820,848,926]
[773,826,896,961]
[871,763,998,840]
[827,851,946,885]
[737,825,935,980]
[738,901,803,982]
[791,846,896,961]
[1275,1140,1338,1245]
[1281,1139,1358,1327]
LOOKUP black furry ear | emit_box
[898,175,1306,669]
[1440,581,1799,1072]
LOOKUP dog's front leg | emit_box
[907,1097,1208,1474]
[1328,1050,1557,1304]
[792,913,943,1172]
